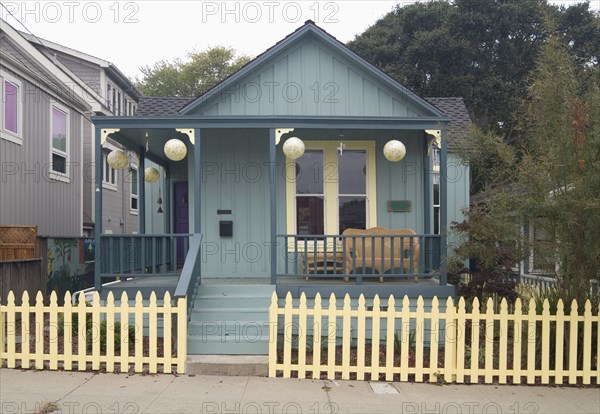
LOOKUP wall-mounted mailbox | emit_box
[220,221,233,237]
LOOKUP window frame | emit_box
[49,102,70,182]
[0,71,23,144]
[129,165,139,214]
[285,140,377,236]
[102,150,118,191]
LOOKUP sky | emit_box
[1,0,598,80]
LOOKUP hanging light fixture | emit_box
[164,139,187,161]
[107,149,129,170]
[144,167,160,183]
[383,140,406,162]
[157,185,163,213]
[282,137,305,159]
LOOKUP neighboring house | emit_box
[0,19,142,240]
[0,19,92,238]
[91,21,471,354]
[20,31,143,236]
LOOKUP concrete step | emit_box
[187,335,269,355]
[186,355,268,376]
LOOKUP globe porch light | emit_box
[164,139,187,161]
[383,140,406,162]
[107,149,129,170]
[282,137,305,160]
[144,167,160,183]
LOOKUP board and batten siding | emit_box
[0,72,83,237]
[179,128,441,278]
[187,37,429,118]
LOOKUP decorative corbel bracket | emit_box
[176,128,195,145]
[425,129,442,156]
[101,128,120,145]
[275,128,295,146]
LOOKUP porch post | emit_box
[193,128,201,233]
[94,126,103,290]
[138,148,146,234]
[423,132,433,273]
[164,165,171,234]
[439,129,448,285]
[269,128,277,285]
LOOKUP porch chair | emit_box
[342,227,420,283]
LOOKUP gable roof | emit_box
[19,31,141,100]
[180,20,445,118]
[426,97,472,150]
[0,18,91,112]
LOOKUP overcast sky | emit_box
[1,1,597,80]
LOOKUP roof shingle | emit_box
[135,96,195,116]
[425,97,473,150]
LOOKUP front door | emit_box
[174,182,189,266]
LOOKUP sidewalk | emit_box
[1,368,598,413]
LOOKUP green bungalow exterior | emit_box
[91,21,471,354]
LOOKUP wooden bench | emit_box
[342,227,420,283]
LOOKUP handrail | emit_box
[174,234,203,316]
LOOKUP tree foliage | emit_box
[348,0,599,135]
[449,28,600,305]
[136,46,251,97]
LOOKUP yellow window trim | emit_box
[285,140,377,236]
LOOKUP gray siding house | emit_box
[1,17,143,249]
[21,33,143,236]
[0,19,91,237]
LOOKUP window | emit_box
[50,104,69,177]
[286,141,376,235]
[102,151,117,190]
[117,92,122,115]
[130,166,139,212]
[1,72,23,144]
[106,84,113,112]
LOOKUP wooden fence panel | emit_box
[0,290,187,374]
[268,293,600,385]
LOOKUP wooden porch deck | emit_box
[99,274,453,300]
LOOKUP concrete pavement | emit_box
[0,368,598,413]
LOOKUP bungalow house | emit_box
[91,21,471,354]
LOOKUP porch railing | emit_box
[276,234,441,284]
[99,234,192,282]
[174,234,203,317]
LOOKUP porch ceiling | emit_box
[108,128,191,164]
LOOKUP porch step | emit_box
[186,355,268,377]
[187,284,274,355]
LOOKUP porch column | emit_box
[423,132,433,273]
[164,165,171,234]
[94,126,103,290]
[193,128,201,233]
[439,129,448,285]
[138,148,146,234]
[269,128,277,285]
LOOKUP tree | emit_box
[348,0,600,135]
[136,46,251,97]
[449,27,600,305]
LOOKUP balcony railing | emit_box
[99,234,192,283]
[277,234,442,284]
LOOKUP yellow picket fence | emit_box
[0,291,187,374]
[268,293,600,385]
